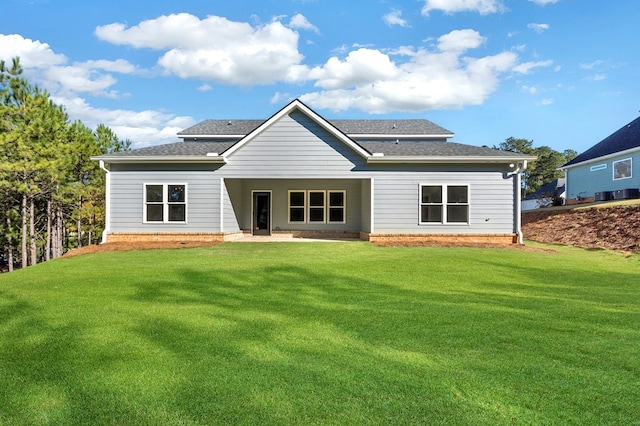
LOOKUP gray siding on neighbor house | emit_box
[219,111,367,178]
[371,168,516,234]
[109,164,221,232]
[565,150,640,199]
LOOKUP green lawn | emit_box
[1,242,638,425]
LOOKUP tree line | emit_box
[0,57,130,272]
[492,137,578,197]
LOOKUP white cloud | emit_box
[522,85,537,94]
[437,29,485,52]
[54,96,195,148]
[197,84,213,92]
[422,0,505,16]
[0,34,67,67]
[300,29,520,113]
[383,9,410,27]
[289,14,319,33]
[539,98,554,105]
[580,60,603,70]
[529,0,558,5]
[528,23,550,33]
[308,48,398,90]
[512,59,553,74]
[95,13,305,85]
[0,33,138,99]
[591,73,607,81]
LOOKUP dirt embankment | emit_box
[522,206,640,252]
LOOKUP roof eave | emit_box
[352,133,454,139]
[559,146,640,170]
[367,155,536,164]
[91,155,228,164]
[178,134,246,139]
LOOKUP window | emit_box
[288,190,346,224]
[328,191,346,223]
[289,191,306,223]
[144,184,186,223]
[309,191,326,223]
[420,185,468,224]
[613,158,632,180]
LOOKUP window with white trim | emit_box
[309,191,326,223]
[420,185,468,224]
[289,191,306,223]
[328,191,346,223]
[613,158,632,180]
[288,190,346,224]
[144,184,187,223]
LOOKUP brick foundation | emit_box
[106,232,225,244]
[363,233,518,245]
[279,230,361,240]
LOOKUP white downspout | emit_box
[99,160,110,244]
[508,160,528,245]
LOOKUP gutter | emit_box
[367,155,536,164]
[90,155,228,164]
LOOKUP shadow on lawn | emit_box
[1,252,639,424]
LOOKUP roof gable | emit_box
[563,116,640,168]
[222,99,371,159]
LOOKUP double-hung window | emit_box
[144,184,187,223]
[289,191,306,223]
[420,185,468,224]
[288,190,346,224]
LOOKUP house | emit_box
[560,116,640,204]
[521,178,565,211]
[92,99,536,244]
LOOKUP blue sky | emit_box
[1,0,638,153]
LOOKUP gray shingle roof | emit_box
[562,116,640,167]
[108,139,526,159]
[178,118,453,137]
[104,141,236,157]
[356,141,528,157]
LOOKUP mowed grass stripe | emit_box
[0,242,638,425]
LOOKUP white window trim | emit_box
[288,190,307,224]
[308,190,327,224]
[418,184,469,225]
[327,190,347,224]
[612,158,633,181]
[143,183,188,224]
[287,189,347,224]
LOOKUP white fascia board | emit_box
[222,99,372,160]
[367,155,537,164]
[559,146,640,170]
[90,155,227,164]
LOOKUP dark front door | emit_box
[252,192,271,235]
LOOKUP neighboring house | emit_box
[560,116,640,203]
[522,178,566,211]
[93,99,535,244]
